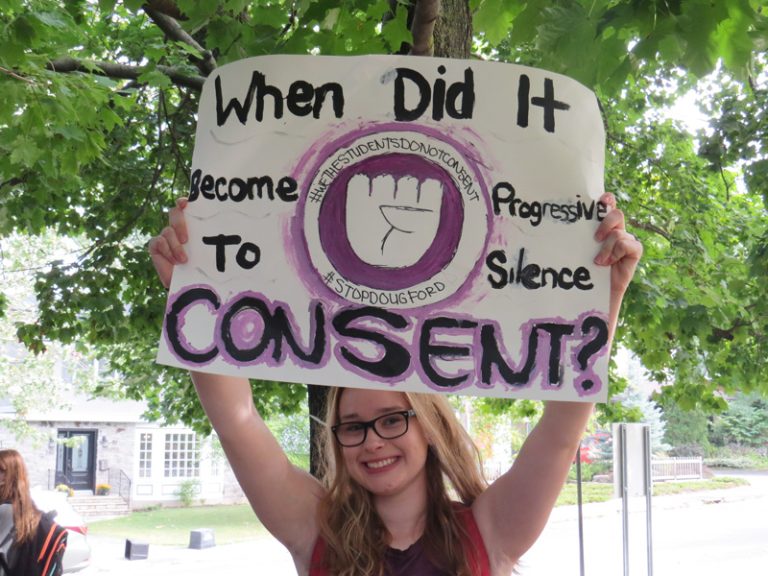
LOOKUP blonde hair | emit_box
[0,449,41,543]
[316,389,487,576]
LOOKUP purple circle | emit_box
[317,153,464,290]
[227,307,267,351]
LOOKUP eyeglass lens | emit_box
[334,412,410,446]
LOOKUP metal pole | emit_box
[576,444,585,576]
[621,424,630,576]
[644,426,654,576]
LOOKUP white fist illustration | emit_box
[346,174,443,268]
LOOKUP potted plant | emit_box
[55,484,74,497]
[96,483,111,496]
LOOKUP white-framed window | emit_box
[163,432,200,478]
[139,433,153,478]
[209,434,224,477]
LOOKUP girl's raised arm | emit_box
[472,193,642,571]
[148,199,324,569]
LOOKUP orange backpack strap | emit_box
[36,517,68,576]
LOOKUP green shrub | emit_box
[568,460,612,482]
[177,480,200,507]
[704,444,768,469]
[704,457,753,469]
[709,394,768,447]
[660,397,711,454]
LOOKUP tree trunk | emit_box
[308,384,327,478]
[307,2,472,478]
[434,0,471,59]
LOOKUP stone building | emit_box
[0,395,246,509]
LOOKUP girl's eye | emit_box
[381,415,402,427]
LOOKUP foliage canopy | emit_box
[1,0,766,431]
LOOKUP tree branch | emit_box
[143,4,217,75]
[628,218,672,242]
[0,66,34,84]
[46,57,204,92]
[708,320,751,343]
[279,4,298,37]
[144,0,185,20]
[0,177,25,192]
[409,0,440,56]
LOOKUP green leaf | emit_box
[380,5,411,51]
[11,14,38,44]
[321,8,340,31]
[174,41,204,59]
[714,2,756,78]
[474,0,518,45]
[137,69,173,89]
[98,0,117,13]
[509,0,549,45]
[32,11,70,29]
[9,135,43,167]
[123,0,144,12]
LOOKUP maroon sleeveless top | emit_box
[309,505,491,575]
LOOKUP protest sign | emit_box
[155,55,610,402]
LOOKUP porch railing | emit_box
[108,468,132,504]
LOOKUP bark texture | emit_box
[433,0,471,59]
[308,384,326,478]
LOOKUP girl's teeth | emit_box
[367,457,396,469]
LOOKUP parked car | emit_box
[580,431,612,463]
[31,488,91,573]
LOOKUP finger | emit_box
[396,176,419,203]
[169,202,189,244]
[148,236,174,289]
[160,226,188,264]
[148,234,173,262]
[594,208,625,242]
[419,178,442,208]
[594,230,641,266]
[598,192,616,211]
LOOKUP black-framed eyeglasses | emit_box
[331,410,417,447]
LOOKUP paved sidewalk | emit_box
[79,473,767,575]
[519,472,768,576]
[81,534,295,576]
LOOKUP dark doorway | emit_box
[55,430,96,492]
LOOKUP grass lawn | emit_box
[652,476,748,496]
[555,476,748,506]
[90,477,750,545]
[88,504,268,545]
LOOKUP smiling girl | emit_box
[149,192,642,575]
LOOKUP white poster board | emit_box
[155,55,610,402]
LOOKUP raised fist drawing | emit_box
[345,174,443,267]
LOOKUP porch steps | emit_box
[68,495,130,519]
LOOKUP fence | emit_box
[484,456,704,484]
[650,457,703,481]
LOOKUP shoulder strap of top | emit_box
[309,535,328,576]
[455,505,491,576]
